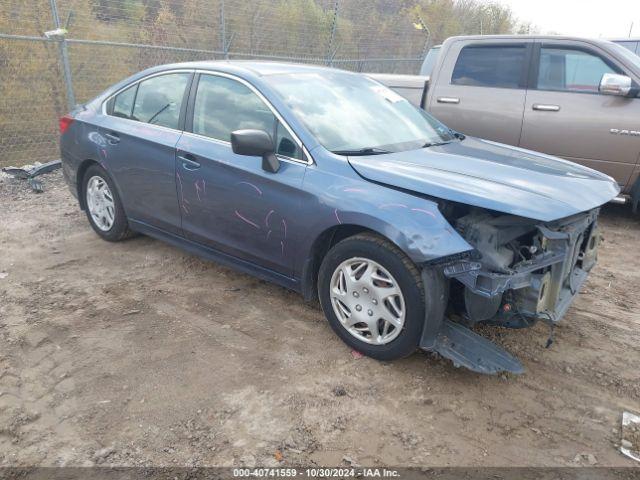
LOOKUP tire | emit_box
[82,164,133,242]
[318,232,426,361]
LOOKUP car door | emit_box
[174,72,308,276]
[100,71,193,234]
[427,40,530,145]
[520,41,640,189]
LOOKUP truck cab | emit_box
[371,35,640,205]
[428,36,640,197]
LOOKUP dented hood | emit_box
[348,138,620,222]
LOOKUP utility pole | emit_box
[629,22,634,38]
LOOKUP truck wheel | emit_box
[318,233,425,360]
[83,164,133,242]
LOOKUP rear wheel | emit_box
[318,233,425,360]
[83,165,133,241]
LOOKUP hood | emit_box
[348,138,620,222]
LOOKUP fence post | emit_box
[49,0,75,110]
[326,0,339,66]
[220,0,228,59]
[416,15,431,62]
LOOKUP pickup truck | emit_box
[370,35,640,211]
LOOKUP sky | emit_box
[499,0,640,39]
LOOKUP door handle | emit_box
[437,97,460,104]
[532,104,560,112]
[178,154,201,170]
[104,132,120,144]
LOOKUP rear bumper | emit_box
[62,165,78,200]
[60,147,79,200]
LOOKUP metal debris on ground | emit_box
[2,160,62,192]
[28,177,44,193]
[620,411,640,463]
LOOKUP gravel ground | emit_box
[0,170,639,467]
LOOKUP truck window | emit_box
[451,45,526,89]
[537,47,619,93]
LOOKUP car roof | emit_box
[93,60,361,110]
[444,34,623,44]
[158,60,346,77]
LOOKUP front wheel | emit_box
[318,233,426,360]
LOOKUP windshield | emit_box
[265,72,456,154]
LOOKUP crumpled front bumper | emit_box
[444,209,600,324]
[420,209,600,375]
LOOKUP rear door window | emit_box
[130,73,191,129]
[536,47,619,93]
[451,45,527,88]
[112,85,136,119]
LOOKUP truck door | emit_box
[519,40,640,190]
[428,40,530,146]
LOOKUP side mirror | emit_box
[599,73,632,96]
[231,129,280,173]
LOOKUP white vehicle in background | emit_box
[612,38,640,56]
[420,44,441,75]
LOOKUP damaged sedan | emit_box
[60,62,619,374]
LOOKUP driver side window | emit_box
[537,47,619,93]
[192,74,304,160]
[192,74,276,142]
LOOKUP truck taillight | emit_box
[59,115,74,134]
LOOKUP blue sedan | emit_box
[60,62,618,374]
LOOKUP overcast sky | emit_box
[499,0,639,38]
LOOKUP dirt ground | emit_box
[0,169,639,468]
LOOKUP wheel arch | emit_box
[631,170,640,214]
[300,222,414,302]
[298,203,472,302]
[76,159,101,210]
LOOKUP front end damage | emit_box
[420,207,601,375]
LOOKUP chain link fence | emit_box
[0,0,427,167]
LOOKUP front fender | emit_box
[297,159,473,273]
